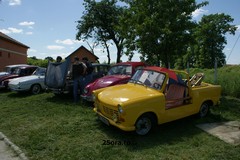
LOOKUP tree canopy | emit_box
[76,0,127,64]
[191,13,237,68]
[76,0,237,68]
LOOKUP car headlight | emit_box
[118,104,124,114]
[83,88,88,94]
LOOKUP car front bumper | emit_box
[93,107,135,132]
[81,94,94,102]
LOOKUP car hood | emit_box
[0,74,19,81]
[93,75,130,89]
[97,83,162,105]
[9,75,43,85]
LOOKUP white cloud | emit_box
[0,29,11,34]
[51,52,70,59]
[192,8,208,18]
[9,0,21,6]
[29,49,37,53]
[0,27,23,34]
[19,21,35,26]
[237,25,240,31]
[26,32,33,35]
[55,39,82,45]
[8,27,23,33]
[47,45,65,50]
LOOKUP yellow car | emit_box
[93,66,221,135]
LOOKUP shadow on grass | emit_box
[0,88,11,93]
[7,91,41,98]
[45,93,74,104]
[45,92,95,107]
[92,97,240,151]
[94,115,203,150]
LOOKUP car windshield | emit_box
[32,68,46,76]
[4,67,16,74]
[107,65,132,76]
[129,69,166,90]
[12,68,21,75]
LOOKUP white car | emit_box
[8,67,46,94]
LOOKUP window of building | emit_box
[8,53,10,58]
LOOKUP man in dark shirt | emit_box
[72,56,87,103]
[82,57,94,90]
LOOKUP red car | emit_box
[0,65,38,89]
[81,62,146,102]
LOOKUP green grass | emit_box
[189,65,240,98]
[0,91,239,160]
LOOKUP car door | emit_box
[162,84,195,123]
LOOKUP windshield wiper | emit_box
[129,79,145,86]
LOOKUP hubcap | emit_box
[32,85,40,94]
[136,117,152,135]
[200,103,208,117]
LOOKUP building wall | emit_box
[69,47,98,63]
[0,39,28,72]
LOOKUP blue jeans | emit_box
[73,77,81,103]
[81,74,93,91]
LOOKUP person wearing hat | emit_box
[72,56,87,103]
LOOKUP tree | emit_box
[76,0,127,63]
[45,56,54,62]
[190,13,237,68]
[27,57,48,68]
[123,0,208,68]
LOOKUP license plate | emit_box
[98,115,109,126]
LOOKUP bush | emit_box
[27,57,49,68]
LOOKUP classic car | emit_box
[0,65,38,89]
[0,64,29,77]
[45,59,110,95]
[81,61,146,102]
[93,66,221,135]
[8,67,46,94]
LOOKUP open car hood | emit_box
[45,58,70,89]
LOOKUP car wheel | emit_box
[31,84,41,95]
[198,102,210,118]
[135,114,155,136]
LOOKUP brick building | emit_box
[0,32,29,71]
[66,45,99,63]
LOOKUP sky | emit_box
[0,0,239,64]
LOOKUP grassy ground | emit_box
[0,91,239,160]
[189,65,240,98]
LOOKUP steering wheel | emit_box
[152,82,161,90]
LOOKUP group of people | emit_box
[54,55,93,103]
[72,56,93,103]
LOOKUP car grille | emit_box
[103,105,119,120]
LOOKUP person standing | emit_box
[81,57,94,90]
[72,56,87,103]
[56,56,62,63]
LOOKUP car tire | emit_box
[135,113,156,136]
[31,84,41,95]
[198,102,210,118]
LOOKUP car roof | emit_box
[113,61,146,66]
[17,65,37,69]
[92,63,110,66]
[5,64,29,68]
